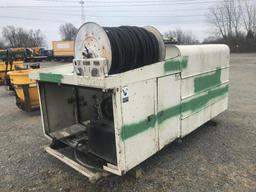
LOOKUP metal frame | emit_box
[30,44,230,181]
[44,146,110,183]
[15,84,40,112]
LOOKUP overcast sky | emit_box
[0,0,222,48]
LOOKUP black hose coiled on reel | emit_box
[104,26,160,74]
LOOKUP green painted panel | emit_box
[164,56,188,73]
[121,115,157,141]
[181,56,188,69]
[194,68,221,93]
[164,59,180,72]
[121,84,228,141]
[39,73,63,84]
[181,92,209,113]
[157,105,180,125]
[209,83,229,100]
[182,84,228,114]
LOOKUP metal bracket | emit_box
[44,145,110,183]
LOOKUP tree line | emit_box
[0,23,78,49]
[0,0,255,52]
[205,0,256,52]
[164,0,256,52]
[0,26,46,48]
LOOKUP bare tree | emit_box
[2,26,18,47]
[30,29,46,47]
[2,26,46,47]
[59,23,78,41]
[0,40,5,49]
[0,43,4,49]
[205,0,256,52]
[229,0,242,37]
[240,0,256,38]
[207,0,242,38]
[164,29,199,45]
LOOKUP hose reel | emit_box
[74,22,165,76]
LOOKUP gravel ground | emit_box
[0,54,256,192]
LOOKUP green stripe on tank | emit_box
[182,84,228,114]
[164,56,188,72]
[181,56,188,69]
[164,59,181,72]
[120,105,180,141]
[121,115,157,141]
[39,73,63,84]
[157,105,180,125]
[194,68,221,93]
[121,84,228,141]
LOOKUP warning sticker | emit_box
[122,86,129,103]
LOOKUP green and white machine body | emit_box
[30,44,229,182]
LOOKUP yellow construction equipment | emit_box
[0,61,24,84]
[8,69,39,112]
[0,72,4,84]
[52,41,74,61]
[0,60,24,71]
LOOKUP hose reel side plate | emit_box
[144,26,165,61]
[75,22,112,71]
